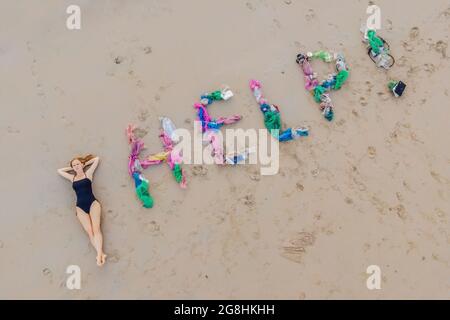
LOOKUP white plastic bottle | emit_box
[159,117,179,143]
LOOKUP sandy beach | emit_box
[0,0,449,299]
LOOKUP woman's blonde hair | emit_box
[70,154,95,168]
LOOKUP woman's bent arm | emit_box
[85,157,100,179]
[57,167,74,181]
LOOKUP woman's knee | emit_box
[92,225,101,235]
[86,226,95,238]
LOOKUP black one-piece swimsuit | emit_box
[72,175,97,214]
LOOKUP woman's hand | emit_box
[84,156,98,166]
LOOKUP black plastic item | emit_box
[296,53,306,64]
[380,37,390,50]
[393,81,406,97]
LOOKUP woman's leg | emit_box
[89,201,107,266]
[75,208,95,249]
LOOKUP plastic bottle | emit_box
[376,53,390,69]
[221,86,234,101]
[335,53,347,71]
[314,50,333,63]
[225,147,256,165]
[159,117,179,143]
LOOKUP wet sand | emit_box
[0,0,449,299]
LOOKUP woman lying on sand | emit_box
[57,155,107,266]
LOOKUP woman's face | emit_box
[71,159,84,173]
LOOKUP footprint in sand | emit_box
[143,46,152,54]
[241,194,255,207]
[430,171,449,184]
[365,81,373,93]
[359,96,368,106]
[368,146,377,159]
[407,65,421,77]
[108,250,121,263]
[246,2,255,11]
[435,208,446,220]
[134,127,148,139]
[305,9,315,21]
[402,41,414,52]
[389,204,407,220]
[353,177,367,192]
[138,109,150,122]
[192,165,208,177]
[423,63,436,74]
[136,80,144,88]
[386,19,393,31]
[7,126,20,134]
[336,119,346,127]
[61,116,74,127]
[371,196,389,215]
[403,180,414,192]
[432,40,448,58]
[396,56,408,67]
[409,27,420,40]
[311,168,320,178]
[293,41,304,50]
[42,268,52,277]
[143,220,161,234]
[114,56,124,64]
[281,232,315,263]
[377,91,389,101]
[439,6,450,18]
[273,18,281,29]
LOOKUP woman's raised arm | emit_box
[57,167,74,181]
[85,156,100,179]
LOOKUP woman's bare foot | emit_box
[96,254,102,266]
[97,253,107,266]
